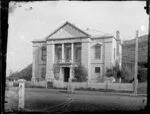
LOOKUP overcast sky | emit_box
[7,1,149,75]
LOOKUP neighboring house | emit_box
[32,21,122,83]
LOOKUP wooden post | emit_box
[18,79,25,110]
[134,30,139,95]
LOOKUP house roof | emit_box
[84,28,114,38]
[33,21,115,43]
[45,21,90,40]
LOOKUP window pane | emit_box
[95,45,101,59]
[41,68,46,79]
[57,48,62,60]
[42,47,46,61]
[75,47,81,61]
[66,48,71,60]
[95,67,100,73]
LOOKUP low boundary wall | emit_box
[53,80,134,91]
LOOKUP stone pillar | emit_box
[46,42,55,82]
[18,79,25,110]
[71,43,74,63]
[32,43,40,82]
[88,39,91,83]
[134,30,139,95]
[62,43,64,62]
[69,66,73,80]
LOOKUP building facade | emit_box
[32,21,122,83]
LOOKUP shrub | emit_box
[138,67,147,82]
[105,68,113,77]
[121,63,134,83]
[105,61,121,82]
[47,81,53,88]
[74,65,87,82]
[13,82,19,87]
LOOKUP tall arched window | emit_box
[95,44,101,59]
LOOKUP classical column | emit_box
[46,42,55,82]
[32,44,39,82]
[71,43,74,63]
[62,43,65,62]
[69,66,73,80]
[88,39,91,83]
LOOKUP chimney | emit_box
[116,30,120,56]
[116,30,120,40]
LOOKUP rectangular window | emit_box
[57,48,62,60]
[95,45,101,59]
[41,67,46,79]
[75,47,81,61]
[42,47,46,61]
[95,67,100,73]
[66,47,71,62]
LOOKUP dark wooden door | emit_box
[64,67,70,82]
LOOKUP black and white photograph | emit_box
[4,1,149,113]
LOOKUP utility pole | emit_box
[134,30,139,95]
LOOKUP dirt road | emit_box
[5,87,147,113]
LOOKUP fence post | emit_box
[134,30,139,95]
[18,79,25,110]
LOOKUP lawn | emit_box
[5,87,147,113]
[137,82,147,94]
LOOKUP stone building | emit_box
[32,21,122,84]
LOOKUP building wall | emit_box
[104,38,113,73]
[90,64,103,82]
[81,39,91,81]
[32,42,46,81]
[90,38,104,82]
[111,38,117,66]
[46,41,55,82]
[32,37,121,83]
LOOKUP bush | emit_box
[47,81,53,88]
[105,61,121,82]
[105,68,113,77]
[121,63,134,83]
[74,65,87,82]
[138,67,147,82]
[13,82,19,87]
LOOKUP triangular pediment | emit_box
[46,21,90,40]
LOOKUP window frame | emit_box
[95,44,101,59]
[95,67,101,73]
[75,47,81,61]
[41,47,46,61]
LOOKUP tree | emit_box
[121,63,134,83]
[73,65,87,82]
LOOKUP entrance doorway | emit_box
[64,67,70,82]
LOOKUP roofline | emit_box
[66,21,90,36]
[47,36,90,41]
[32,40,46,43]
[45,21,90,40]
[91,36,114,39]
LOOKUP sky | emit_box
[7,1,149,76]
